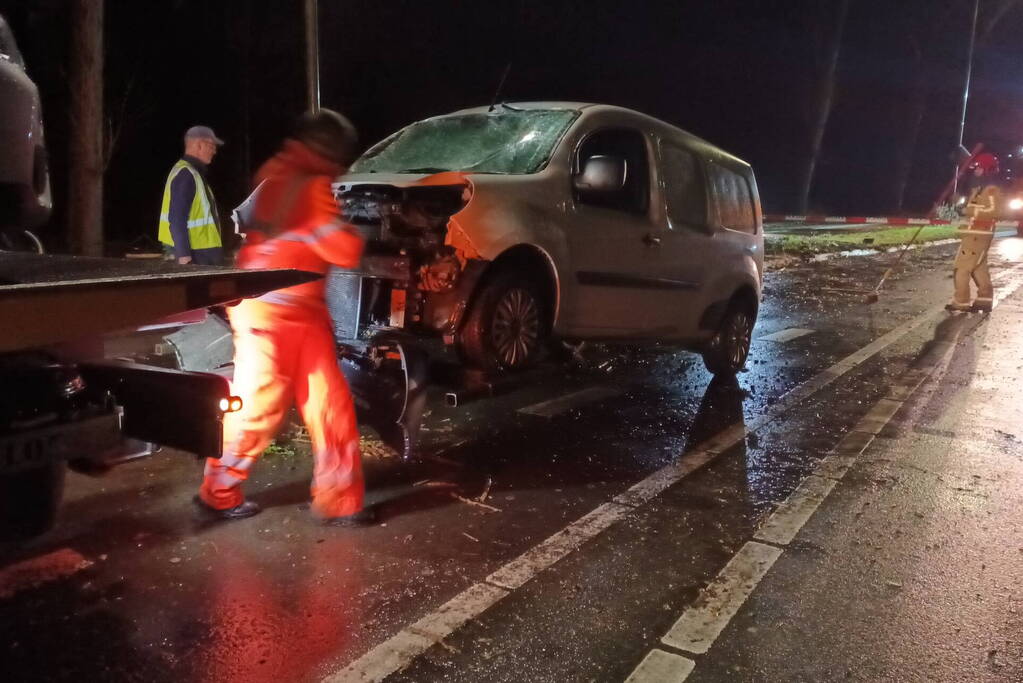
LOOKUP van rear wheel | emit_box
[702,301,754,376]
[457,270,547,372]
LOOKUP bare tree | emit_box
[980,0,1022,37]
[891,1,959,212]
[68,0,104,256]
[795,0,851,215]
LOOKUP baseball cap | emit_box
[184,125,225,146]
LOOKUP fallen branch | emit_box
[476,477,493,503]
[450,492,502,513]
[412,480,456,489]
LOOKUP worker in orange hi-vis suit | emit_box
[195,109,375,526]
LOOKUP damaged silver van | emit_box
[331,102,763,380]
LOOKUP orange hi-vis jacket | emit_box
[237,139,364,310]
[199,139,367,517]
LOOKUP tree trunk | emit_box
[796,0,850,214]
[68,0,104,256]
[893,84,928,213]
[894,38,928,213]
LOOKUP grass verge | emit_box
[765,225,959,256]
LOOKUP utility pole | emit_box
[305,0,320,113]
[68,0,104,255]
[953,0,980,195]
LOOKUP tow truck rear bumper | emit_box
[0,411,121,475]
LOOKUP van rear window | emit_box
[707,164,756,234]
[660,142,707,229]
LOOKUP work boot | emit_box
[192,495,262,520]
[945,299,972,312]
[320,506,377,527]
[971,297,993,312]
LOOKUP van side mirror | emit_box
[574,155,627,195]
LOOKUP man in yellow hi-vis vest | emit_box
[157,126,224,265]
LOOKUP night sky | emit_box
[3,0,1022,248]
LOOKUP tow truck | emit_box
[0,252,315,540]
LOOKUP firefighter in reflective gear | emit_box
[195,109,374,525]
[157,126,225,265]
[948,159,1000,312]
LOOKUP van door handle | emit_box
[643,233,661,246]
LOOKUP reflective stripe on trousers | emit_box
[199,300,364,517]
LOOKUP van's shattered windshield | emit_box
[350,108,580,175]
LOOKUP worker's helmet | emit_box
[293,109,359,166]
[970,152,999,175]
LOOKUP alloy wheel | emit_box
[491,287,541,368]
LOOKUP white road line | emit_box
[753,475,838,546]
[660,542,783,655]
[831,430,876,456]
[854,398,905,435]
[486,502,633,590]
[624,649,696,683]
[758,327,815,343]
[326,630,435,683]
[326,583,508,683]
[613,450,716,508]
[0,548,93,599]
[329,265,1023,683]
[517,386,620,417]
[407,582,509,639]
[814,454,857,480]
[629,267,1023,681]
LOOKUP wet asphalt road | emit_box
[2,239,1023,682]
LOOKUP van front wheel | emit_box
[457,271,547,372]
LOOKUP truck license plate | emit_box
[0,413,121,474]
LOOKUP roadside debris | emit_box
[450,492,501,513]
[476,477,493,503]
[412,480,456,489]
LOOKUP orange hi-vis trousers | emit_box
[199,299,364,518]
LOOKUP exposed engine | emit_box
[331,183,473,341]
[340,184,465,252]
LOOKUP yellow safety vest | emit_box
[157,160,222,250]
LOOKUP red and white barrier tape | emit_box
[764,214,1023,228]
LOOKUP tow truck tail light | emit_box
[219,396,243,413]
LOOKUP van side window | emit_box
[660,142,707,229]
[707,163,756,233]
[574,128,649,214]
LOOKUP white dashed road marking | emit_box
[660,541,783,655]
[517,386,621,418]
[758,327,815,343]
[624,649,696,683]
[753,475,838,546]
